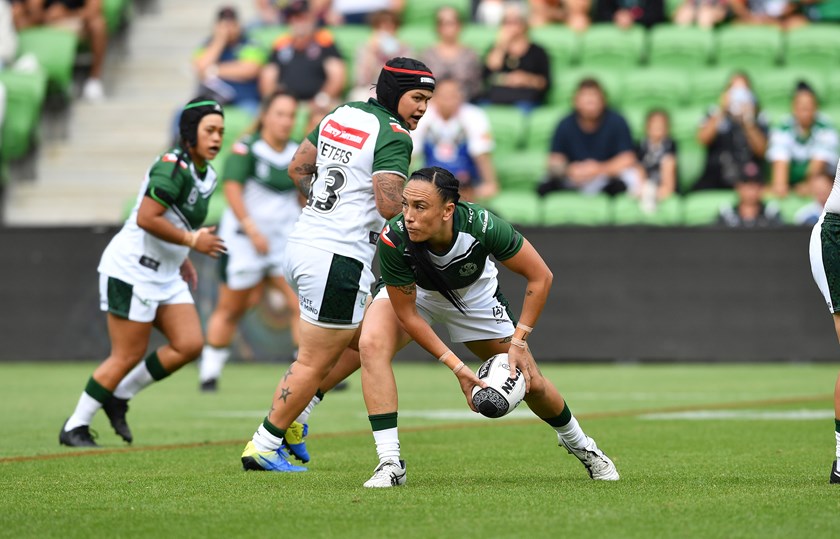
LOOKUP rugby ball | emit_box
[470,354,526,418]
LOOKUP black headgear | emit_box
[179,97,224,148]
[376,57,435,117]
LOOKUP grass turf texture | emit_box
[1,362,840,538]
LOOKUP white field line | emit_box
[639,409,833,421]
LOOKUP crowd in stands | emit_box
[3,0,840,227]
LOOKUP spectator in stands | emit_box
[802,0,840,22]
[193,7,265,115]
[730,0,809,28]
[795,164,834,226]
[693,72,769,191]
[673,0,728,27]
[636,109,677,211]
[528,0,592,30]
[411,77,499,202]
[260,1,345,110]
[596,0,667,28]
[16,0,108,101]
[768,82,839,199]
[538,78,638,196]
[326,0,404,25]
[482,3,550,111]
[421,6,482,102]
[716,161,782,227]
[348,9,412,102]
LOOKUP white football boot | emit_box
[560,436,620,481]
[363,459,407,488]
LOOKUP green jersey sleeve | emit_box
[372,130,412,178]
[223,139,255,184]
[478,208,524,261]
[378,221,416,287]
[145,152,188,208]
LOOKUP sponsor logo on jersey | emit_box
[478,210,494,233]
[321,119,370,149]
[390,122,410,135]
[420,77,435,85]
[232,142,249,155]
[380,225,396,248]
[492,304,504,319]
[187,187,198,205]
[459,262,478,277]
[256,161,269,178]
[161,153,188,168]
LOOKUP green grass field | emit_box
[2,362,840,538]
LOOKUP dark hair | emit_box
[253,90,297,134]
[794,80,819,103]
[646,108,670,125]
[577,77,603,94]
[173,96,224,178]
[405,166,467,314]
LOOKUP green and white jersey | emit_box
[767,113,839,185]
[288,98,413,265]
[378,202,524,305]
[225,134,299,231]
[98,148,217,292]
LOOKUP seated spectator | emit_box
[348,9,412,102]
[693,72,769,191]
[411,77,499,202]
[730,0,809,28]
[596,0,667,28]
[482,3,550,111]
[802,0,840,22]
[193,7,265,115]
[636,109,677,211]
[326,0,404,25]
[260,0,345,107]
[421,6,482,102]
[14,0,107,101]
[795,164,835,226]
[528,0,592,30]
[768,82,839,198]
[476,0,505,25]
[673,0,728,28]
[717,161,782,227]
[538,78,638,196]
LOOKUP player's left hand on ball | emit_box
[456,367,487,412]
[507,345,531,393]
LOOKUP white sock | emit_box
[113,362,154,400]
[835,430,840,460]
[373,427,401,464]
[252,424,283,452]
[65,392,104,431]
[199,345,230,383]
[295,394,321,425]
[554,415,588,450]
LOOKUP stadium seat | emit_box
[103,0,132,35]
[620,68,689,112]
[549,67,624,109]
[530,25,579,71]
[677,142,706,193]
[16,27,78,97]
[612,195,683,226]
[524,106,568,152]
[824,70,840,107]
[249,25,285,52]
[398,24,438,54]
[775,195,813,225]
[785,24,840,69]
[668,107,705,146]
[493,149,547,191]
[716,26,782,70]
[622,105,648,141]
[578,24,646,69]
[0,69,48,161]
[687,68,731,108]
[330,25,372,80]
[483,105,527,151]
[542,192,612,225]
[682,190,737,225]
[485,191,542,226]
[647,25,714,68]
[460,24,496,57]
[822,104,840,127]
[291,102,311,142]
[402,0,470,25]
[750,68,829,112]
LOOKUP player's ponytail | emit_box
[404,167,467,314]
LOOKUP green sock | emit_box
[369,412,398,431]
[835,419,840,433]
[542,402,573,428]
[315,389,325,401]
[262,417,286,439]
[144,351,170,381]
[84,376,112,404]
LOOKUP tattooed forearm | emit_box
[396,283,416,295]
[373,172,405,219]
[295,167,316,198]
[289,140,318,197]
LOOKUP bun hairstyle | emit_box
[405,166,466,314]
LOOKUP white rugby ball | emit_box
[470,353,526,418]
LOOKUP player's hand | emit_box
[506,343,531,393]
[191,227,227,258]
[180,258,198,290]
[248,230,269,255]
[456,364,487,412]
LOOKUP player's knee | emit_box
[525,371,548,399]
[172,336,204,361]
[358,332,392,367]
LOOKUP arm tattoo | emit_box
[290,141,318,198]
[526,290,534,297]
[373,172,405,219]
[396,283,416,295]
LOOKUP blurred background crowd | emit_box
[2,0,840,228]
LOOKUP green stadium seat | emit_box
[330,25,372,65]
[485,191,542,226]
[398,24,438,54]
[542,192,612,225]
[622,105,647,141]
[775,195,813,225]
[103,0,131,35]
[669,107,705,146]
[648,25,714,68]
[620,68,689,112]
[460,24,496,57]
[16,27,78,97]
[403,0,470,25]
[824,70,840,107]
[483,105,527,151]
[249,25,285,52]
[822,104,840,127]
[785,24,840,69]
[665,0,683,17]
[524,106,568,152]
[223,106,257,150]
[549,67,624,108]
[677,141,706,192]
[530,25,578,71]
[291,102,311,143]
[0,69,48,161]
[612,195,683,226]
[716,26,782,70]
[682,190,736,225]
[750,68,829,111]
[687,68,731,108]
[578,24,646,69]
[493,149,547,191]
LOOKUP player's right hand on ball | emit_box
[193,227,227,258]
[456,366,487,413]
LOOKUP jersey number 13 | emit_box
[307,167,347,214]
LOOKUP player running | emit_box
[59,98,227,447]
[359,166,619,487]
[239,57,436,472]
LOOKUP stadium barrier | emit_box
[0,225,834,362]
